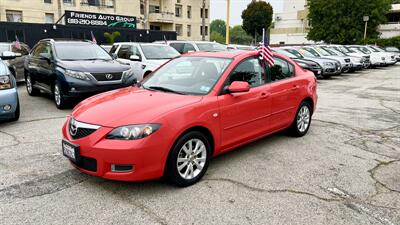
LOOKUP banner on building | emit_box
[65,10,136,29]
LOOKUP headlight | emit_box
[297,62,308,68]
[123,68,135,78]
[323,62,333,66]
[65,70,91,80]
[106,124,161,140]
[0,75,12,90]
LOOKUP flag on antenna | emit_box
[257,28,274,67]
[91,31,97,44]
[14,35,21,50]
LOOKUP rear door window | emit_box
[266,57,294,82]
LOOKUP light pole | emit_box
[226,0,230,45]
[363,16,369,41]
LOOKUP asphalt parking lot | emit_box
[0,66,399,225]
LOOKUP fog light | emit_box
[3,104,11,111]
[111,164,134,173]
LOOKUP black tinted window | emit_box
[170,43,185,54]
[109,45,118,54]
[268,57,294,82]
[227,58,266,88]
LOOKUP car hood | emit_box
[0,61,9,75]
[71,87,203,127]
[59,60,131,73]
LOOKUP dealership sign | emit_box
[65,11,136,29]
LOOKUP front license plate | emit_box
[62,140,79,162]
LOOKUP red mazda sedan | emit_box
[62,50,317,186]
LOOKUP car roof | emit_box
[114,42,168,47]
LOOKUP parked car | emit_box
[345,45,385,67]
[24,39,135,109]
[227,44,256,51]
[110,42,180,80]
[384,46,400,61]
[61,50,317,186]
[273,48,323,78]
[156,40,227,54]
[0,42,30,82]
[367,45,397,65]
[280,47,341,78]
[0,52,19,121]
[329,45,371,69]
[299,46,352,73]
[318,45,364,72]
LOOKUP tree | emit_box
[210,31,225,44]
[210,19,227,38]
[307,0,392,44]
[241,1,273,37]
[104,31,121,44]
[230,25,253,45]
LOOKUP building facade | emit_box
[379,3,400,39]
[270,0,311,45]
[0,0,209,41]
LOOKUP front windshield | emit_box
[340,47,353,53]
[298,48,319,57]
[196,43,227,52]
[275,49,297,58]
[284,49,304,58]
[315,47,335,56]
[142,56,232,95]
[367,46,380,52]
[141,45,180,60]
[329,49,347,56]
[0,44,10,52]
[386,47,399,52]
[55,42,112,61]
[356,47,371,54]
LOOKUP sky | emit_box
[210,0,283,26]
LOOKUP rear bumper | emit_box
[0,88,18,119]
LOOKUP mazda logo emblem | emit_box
[105,74,113,80]
[69,118,78,136]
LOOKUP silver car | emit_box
[0,52,19,121]
[0,42,30,82]
[300,46,352,73]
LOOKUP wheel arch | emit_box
[301,97,314,114]
[174,126,215,156]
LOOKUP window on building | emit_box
[175,4,182,17]
[44,0,52,3]
[6,10,23,22]
[177,0,181,3]
[175,24,183,36]
[150,25,161,30]
[149,5,160,13]
[45,13,54,23]
[140,0,145,14]
[200,8,208,18]
[63,0,73,4]
[200,26,208,36]
[187,5,191,18]
[187,25,191,37]
[87,0,100,6]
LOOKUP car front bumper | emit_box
[62,118,171,181]
[0,88,18,119]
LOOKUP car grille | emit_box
[69,118,100,140]
[345,58,351,63]
[72,128,97,139]
[91,72,123,82]
[72,156,97,172]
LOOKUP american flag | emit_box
[14,35,21,50]
[91,31,97,44]
[258,28,274,67]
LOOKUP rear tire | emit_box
[53,81,69,109]
[289,101,312,137]
[165,131,211,187]
[25,74,40,96]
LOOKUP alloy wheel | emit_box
[176,138,207,180]
[26,76,33,94]
[54,85,61,106]
[297,105,310,133]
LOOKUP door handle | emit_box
[259,92,270,99]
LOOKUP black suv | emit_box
[24,39,135,108]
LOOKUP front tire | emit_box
[289,101,312,137]
[25,74,40,96]
[166,131,211,187]
[53,81,68,109]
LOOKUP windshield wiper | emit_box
[146,86,186,95]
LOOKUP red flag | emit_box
[91,31,97,44]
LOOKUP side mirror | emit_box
[228,81,250,93]
[129,55,141,61]
[0,51,17,60]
